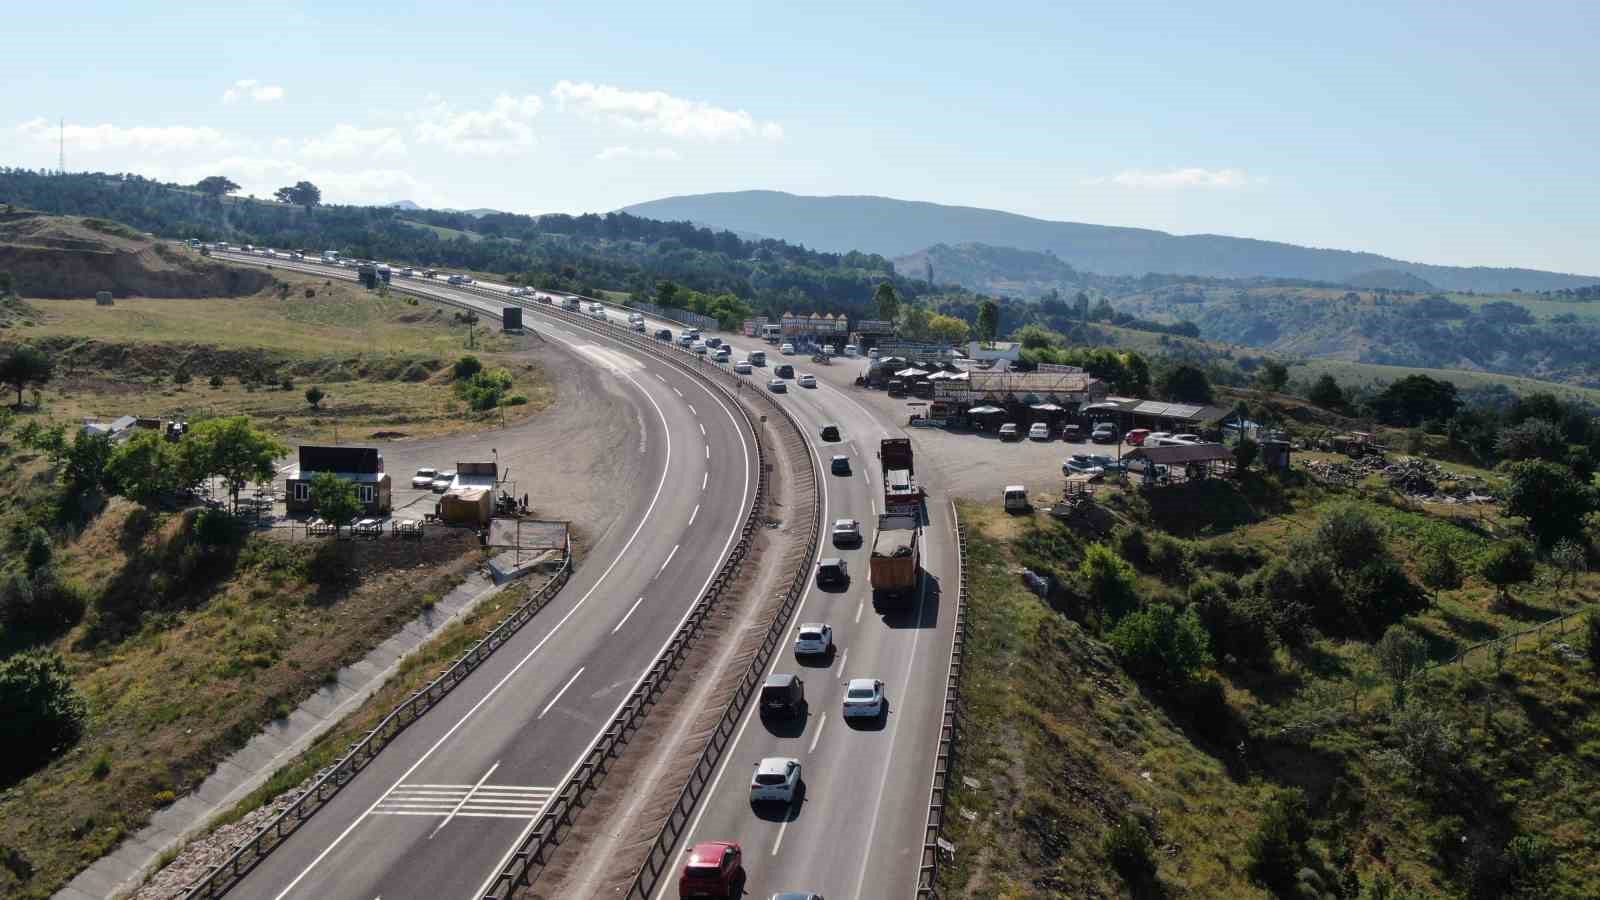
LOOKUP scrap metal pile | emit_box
[1301,454,1495,503]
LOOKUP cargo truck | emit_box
[878,438,923,512]
[869,513,921,609]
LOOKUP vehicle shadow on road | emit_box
[751,786,806,823]
[842,704,889,732]
[761,706,810,739]
[880,573,941,630]
[795,649,837,669]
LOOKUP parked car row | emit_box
[410,467,455,492]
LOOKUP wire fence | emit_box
[916,505,971,899]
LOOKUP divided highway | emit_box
[211,253,760,900]
[215,254,960,900]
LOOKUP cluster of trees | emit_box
[1010,326,1161,396]
[647,281,754,330]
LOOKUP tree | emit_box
[309,471,361,530]
[1255,360,1290,393]
[1586,609,1600,675]
[178,416,287,510]
[273,180,321,212]
[0,651,87,782]
[1551,538,1587,589]
[1107,604,1213,686]
[1155,364,1212,403]
[1315,503,1388,574]
[926,313,970,346]
[106,430,180,504]
[656,280,679,308]
[172,367,191,387]
[1495,418,1567,463]
[898,305,932,341]
[0,270,15,296]
[1375,624,1428,705]
[0,344,54,406]
[1246,789,1310,894]
[1503,460,1596,547]
[976,300,1000,343]
[1308,374,1347,411]
[873,282,900,323]
[63,431,114,492]
[195,175,240,199]
[1369,375,1458,427]
[305,385,325,410]
[1233,437,1259,472]
[1480,539,1536,607]
[452,355,483,380]
[1079,543,1141,624]
[1014,324,1063,350]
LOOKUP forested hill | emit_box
[621,190,1598,293]
[0,169,929,319]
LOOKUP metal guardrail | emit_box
[916,503,971,899]
[473,287,821,899]
[181,553,573,899]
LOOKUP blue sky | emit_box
[5,0,1596,274]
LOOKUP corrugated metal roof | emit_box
[1126,444,1235,464]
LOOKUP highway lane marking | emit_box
[689,504,700,526]
[838,647,849,671]
[849,512,935,900]
[612,597,645,634]
[855,601,864,624]
[539,668,586,720]
[649,414,834,900]
[772,816,790,856]
[702,472,708,491]
[270,353,679,900]
[674,387,684,398]
[689,404,697,416]
[809,712,828,754]
[700,422,707,436]
[655,373,666,382]
[870,499,876,516]
[429,761,500,838]
[656,544,680,577]
[705,444,710,460]
[477,309,758,900]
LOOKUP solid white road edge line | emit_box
[271,341,680,900]
[475,343,756,900]
[650,411,834,900]
[539,668,587,720]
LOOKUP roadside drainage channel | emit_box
[54,556,547,900]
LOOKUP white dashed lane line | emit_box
[538,668,585,720]
[689,504,700,526]
[612,597,644,634]
[656,544,680,577]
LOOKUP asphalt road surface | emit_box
[215,254,760,900]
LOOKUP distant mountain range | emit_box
[622,190,1597,294]
[385,200,503,218]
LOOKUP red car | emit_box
[1124,428,1151,446]
[679,840,744,898]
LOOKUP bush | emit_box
[191,508,239,548]
[1191,583,1276,668]
[1108,603,1212,686]
[1480,539,1536,605]
[208,374,224,388]
[504,394,528,406]
[1419,543,1462,590]
[1079,543,1141,624]
[1246,788,1310,893]
[452,354,483,380]
[0,652,87,781]
[23,526,52,571]
[1585,609,1600,674]
[1316,503,1388,574]
[1103,813,1157,884]
[1114,525,1150,570]
[1388,701,1459,780]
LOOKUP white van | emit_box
[749,350,767,366]
[1003,485,1029,511]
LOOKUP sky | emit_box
[4,0,1597,274]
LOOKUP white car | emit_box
[844,344,859,357]
[842,678,886,719]
[1028,422,1051,440]
[868,348,880,359]
[797,373,817,388]
[734,361,753,374]
[780,342,795,355]
[1172,433,1203,444]
[794,623,833,656]
[692,341,708,354]
[410,467,438,489]
[431,470,456,493]
[831,518,861,546]
[750,757,802,804]
[768,378,787,393]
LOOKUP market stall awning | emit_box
[968,405,1006,415]
[895,367,930,377]
[1030,403,1064,412]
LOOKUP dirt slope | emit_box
[0,212,272,298]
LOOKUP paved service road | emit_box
[215,255,760,900]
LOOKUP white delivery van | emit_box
[1003,485,1029,511]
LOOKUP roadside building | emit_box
[1124,443,1237,484]
[284,445,392,516]
[437,460,497,525]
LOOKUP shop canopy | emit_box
[968,405,1006,415]
[895,367,930,378]
[1030,403,1064,411]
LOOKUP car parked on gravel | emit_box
[1063,455,1104,476]
[431,470,456,492]
[1091,422,1118,443]
[1028,422,1051,440]
[411,468,438,489]
[998,423,1021,441]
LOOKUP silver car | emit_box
[410,467,437,489]
[431,470,456,493]
[842,678,885,719]
[793,623,833,656]
[750,757,802,804]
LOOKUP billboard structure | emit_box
[779,311,850,338]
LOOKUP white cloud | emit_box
[1084,167,1260,190]
[551,81,783,142]
[596,145,681,161]
[300,123,407,160]
[411,94,543,156]
[222,79,285,103]
[16,117,236,154]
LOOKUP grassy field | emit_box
[397,218,485,243]
[1291,358,1600,407]
[5,273,552,442]
[943,458,1600,899]
[0,488,486,899]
